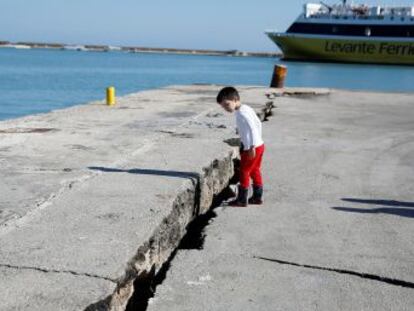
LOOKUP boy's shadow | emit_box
[88,166,200,180]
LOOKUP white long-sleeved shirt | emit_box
[235,104,264,151]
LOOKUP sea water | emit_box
[0,48,413,121]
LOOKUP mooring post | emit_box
[106,86,115,106]
[270,65,287,88]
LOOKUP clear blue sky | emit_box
[1,0,412,52]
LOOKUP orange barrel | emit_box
[270,65,287,88]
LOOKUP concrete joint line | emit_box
[254,256,414,289]
[0,263,117,283]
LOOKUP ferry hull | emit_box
[267,33,414,65]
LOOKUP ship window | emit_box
[332,26,338,33]
[401,17,405,21]
[390,16,394,20]
[343,16,348,19]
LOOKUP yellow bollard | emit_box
[106,86,115,106]
[270,65,287,88]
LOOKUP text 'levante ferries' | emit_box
[325,42,414,56]
[266,1,414,65]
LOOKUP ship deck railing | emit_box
[308,14,414,21]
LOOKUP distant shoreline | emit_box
[0,40,281,58]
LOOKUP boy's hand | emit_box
[247,147,256,159]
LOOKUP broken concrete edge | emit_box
[257,101,275,122]
[83,149,237,311]
[265,88,331,99]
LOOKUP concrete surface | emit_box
[147,90,414,311]
[0,85,326,310]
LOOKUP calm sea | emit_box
[1,48,413,121]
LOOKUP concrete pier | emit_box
[1,86,413,310]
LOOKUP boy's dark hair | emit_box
[216,86,240,103]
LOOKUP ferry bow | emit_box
[266,1,414,65]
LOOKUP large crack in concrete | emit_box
[83,151,237,311]
[254,256,414,289]
[0,263,116,283]
[125,183,237,311]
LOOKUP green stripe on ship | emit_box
[269,34,414,65]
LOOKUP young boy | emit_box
[216,86,265,207]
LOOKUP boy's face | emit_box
[218,99,239,113]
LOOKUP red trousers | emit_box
[240,144,265,189]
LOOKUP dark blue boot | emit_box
[248,185,263,205]
[229,186,248,207]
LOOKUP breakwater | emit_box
[0,40,280,57]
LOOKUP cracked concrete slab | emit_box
[148,90,414,311]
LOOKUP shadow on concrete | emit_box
[342,198,414,208]
[332,206,414,218]
[88,166,199,180]
[332,198,414,218]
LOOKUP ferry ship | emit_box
[266,1,414,65]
